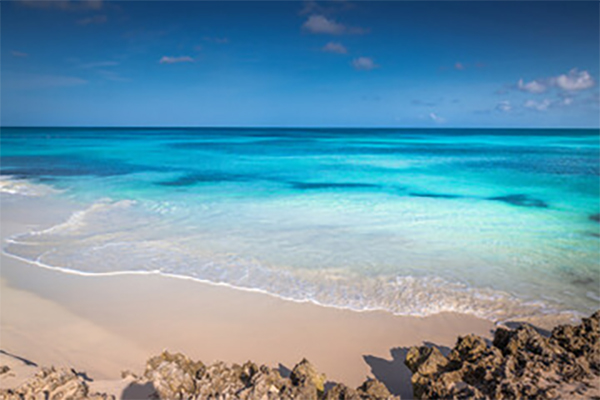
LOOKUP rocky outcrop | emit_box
[0,366,115,400]
[405,310,600,399]
[139,351,398,399]
[4,312,598,399]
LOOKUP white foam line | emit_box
[2,213,582,325]
[1,246,462,320]
[3,246,585,324]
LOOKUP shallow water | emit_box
[1,127,599,321]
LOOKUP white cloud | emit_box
[524,99,552,111]
[322,42,347,54]
[159,56,194,64]
[515,69,595,95]
[303,15,345,35]
[77,14,107,25]
[553,69,595,91]
[352,57,377,71]
[11,50,28,58]
[429,112,446,123]
[495,100,512,112]
[517,78,547,94]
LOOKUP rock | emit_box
[324,383,362,400]
[405,310,600,399]
[405,346,448,375]
[144,350,205,399]
[121,369,140,380]
[357,378,397,399]
[290,358,327,395]
[0,366,10,375]
[0,366,114,400]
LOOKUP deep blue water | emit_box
[1,127,599,321]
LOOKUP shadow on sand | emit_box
[363,342,451,399]
[121,381,156,400]
[0,349,38,367]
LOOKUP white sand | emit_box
[0,193,495,398]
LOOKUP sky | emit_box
[1,0,599,128]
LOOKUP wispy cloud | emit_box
[18,0,103,11]
[159,56,194,64]
[495,100,512,112]
[352,57,377,71]
[303,15,365,35]
[303,15,345,34]
[429,112,446,123]
[96,69,129,82]
[517,78,547,94]
[79,61,118,69]
[11,50,28,58]
[441,62,484,71]
[77,14,107,25]
[322,41,347,54]
[4,72,87,90]
[523,99,552,111]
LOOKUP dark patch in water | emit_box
[488,194,548,208]
[289,181,379,190]
[589,232,600,238]
[571,277,595,286]
[589,213,600,223]
[409,192,462,199]
[0,155,161,179]
[156,172,249,186]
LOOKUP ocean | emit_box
[1,127,598,322]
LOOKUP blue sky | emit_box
[2,0,599,128]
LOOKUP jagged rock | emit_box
[144,350,205,399]
[324,383,362,400]
[405,346,448,375]
[324,379,399,400]
[0,366,114,400]
[405,310,600,399]
[290,358,327,395]
[357,379,397,399]
[121,369,140,380]
[138,354,397,400]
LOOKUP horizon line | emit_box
[2,126,599,130]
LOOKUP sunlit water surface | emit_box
[1,127,598,322]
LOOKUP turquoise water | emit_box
[1,127,599,321]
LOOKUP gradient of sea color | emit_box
[1,127,599,322]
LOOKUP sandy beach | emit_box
[0,192,497,398]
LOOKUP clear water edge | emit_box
[1,128,598,324]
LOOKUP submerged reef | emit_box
[1,311,599,399]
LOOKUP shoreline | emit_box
[0,185,591,397]
[0,180,585,326]
[0,191,497,398]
